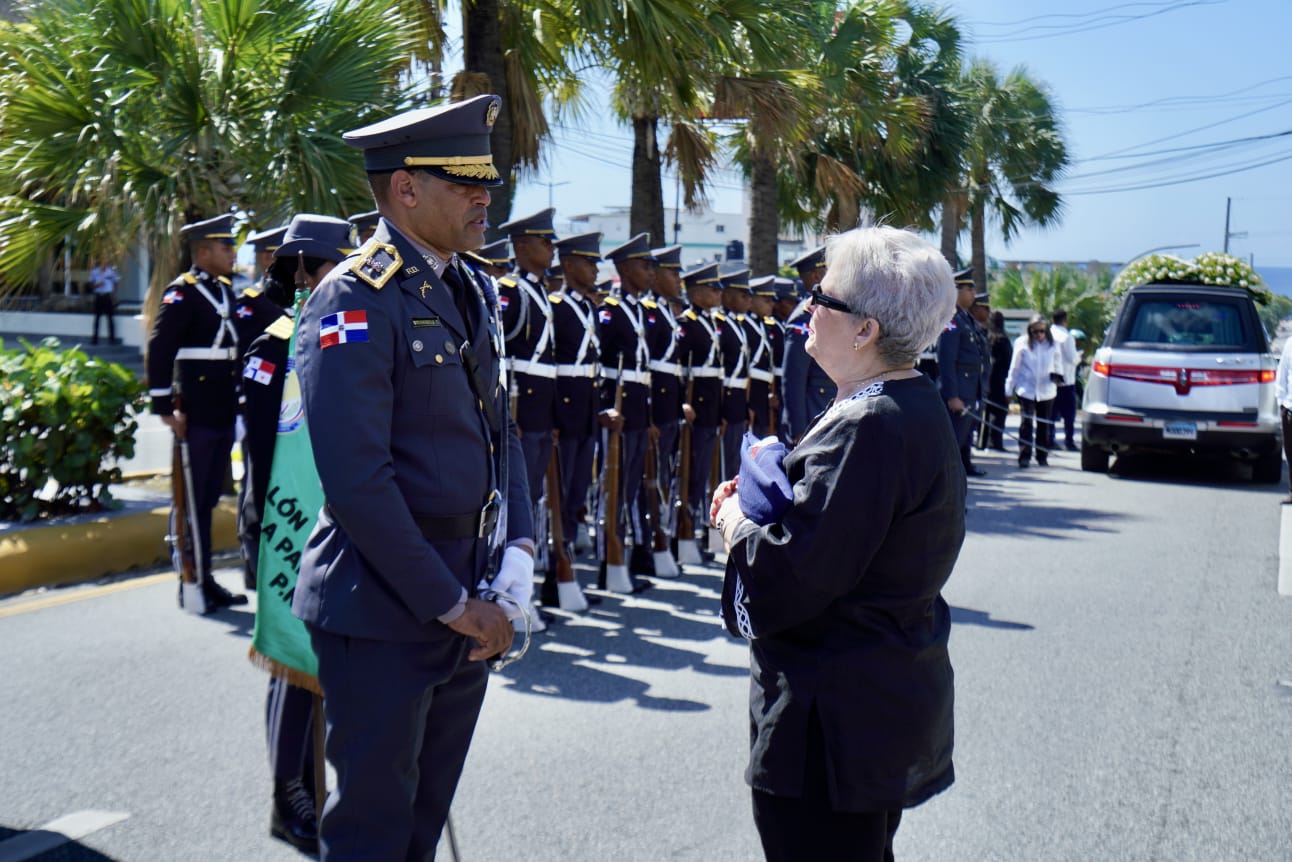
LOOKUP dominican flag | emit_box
[162,289,183,305]
[319,310,369,348]
[237,304,254,319]
[498,295,510,310]
[598,309,613,324]
[943,319,957,332]
[243,356,277,385]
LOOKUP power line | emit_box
[968,0,1225,44]
[1084,97,1292,160]
[1064,150,1292,195]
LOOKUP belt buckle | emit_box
[477,494,500,539]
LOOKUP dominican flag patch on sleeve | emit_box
[943,319,957,332]
[243,356,277,385]
[320,310,369,348]
[162,289,183,305]
[498,295,510,310]
[598,309,613,324]
[237,304,254,319]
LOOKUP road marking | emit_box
[0,574,172,619]
[0,810,129,862]
[1280,504,1292,596]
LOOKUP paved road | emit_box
[2,444,1290,861]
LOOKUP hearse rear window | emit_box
[1125,299,1247,348]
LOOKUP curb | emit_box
[0,500,239,596]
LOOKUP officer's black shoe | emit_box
[204,580,249,608]
[628,545,655,577]
[630,577,654,595]
[1065,441,1079,451]
[965,465,988,477]
[271,777,319,855]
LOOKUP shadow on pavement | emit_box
[949,605,1034,631]
[963,477,1129,539]
[1110,451,1282,493]
[0,825,123,861]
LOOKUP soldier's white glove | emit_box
[481,546,534,622]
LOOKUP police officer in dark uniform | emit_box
[936,268,990,477]
[240,213,353,855]
[148,212,247,610]
[347,210,380,245]
[546,231,603,610]
[716,268,752,478]
[463,237,512,281]
[674,262,725,557]
[598,232,655,589]
[745,276,779,437]
[496,208,559,597]
[782,245,836,440]
[768,277,795,438]
[291,95,530,861]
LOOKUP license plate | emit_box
[1163,421,1197,441]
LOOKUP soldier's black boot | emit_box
[203,579,248,608]
[628,543,655,577]
[271,777,319,854]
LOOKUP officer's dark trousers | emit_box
[947,405,977,469]
[558,432,596,539]
[1054,384,1077,446]
[183,424,235,579]
[636,419,679,540]
[614,429,647,545]
[266,676,315,784]
[310,627,487,862]
[519,430,553,506]
[1018,396,1055,466]
[687,425,719,537]
[1282,406,1292,493]
[92,292,115,343]
[721,419,747,485]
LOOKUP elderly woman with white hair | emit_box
[710,226,966,861]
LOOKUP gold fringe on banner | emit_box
[248,645,324,696]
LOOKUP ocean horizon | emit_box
[1261,265,1292,298]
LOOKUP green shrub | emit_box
[0,337,145,521]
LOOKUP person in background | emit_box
[1276,329,1292,503]
[1006,314,1061,468]
[983,309,1013,451]
[1050,308,1080,451]
[781,246,835,440]
[89,258,119,345]
[936,269,989,477]
[968,292,992,450]
[711,225,964,862]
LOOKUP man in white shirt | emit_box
[90,259,119,344]
[1050,308,1080,450]
[1276,333,1292,502]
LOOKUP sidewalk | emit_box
[0,413,241,596]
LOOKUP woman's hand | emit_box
[710,477,738,527]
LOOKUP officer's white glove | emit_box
[480,546,534,623]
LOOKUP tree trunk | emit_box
[970,196,987,294]
[630,115,665,246]
[749,153,778,276]
[940,193,960,268]
[462,0,513,240]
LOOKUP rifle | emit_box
[599,356,633,592]
[168,394,207,615]
[767,378,779,437]
[675,365,701,565]
[541,442,586,610]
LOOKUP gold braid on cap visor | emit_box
[404,154,499,180]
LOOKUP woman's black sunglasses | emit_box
[809,290,854,314]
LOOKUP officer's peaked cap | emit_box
[952,267,975,285]
[247,225,287,253]
[651,245,683,269]
[973,292,990,307]
[347,210,380,234]
[463,237,511,266]
[555,232,603,261]
[790,245,825,273]
[720,268,751,291]
[749,275,778,297]
[343,94,503,186]
[181,214,238,245]
[499,207,557,240]
[273,214,355,263]
[605,232,653,263]
[683,262,721,287]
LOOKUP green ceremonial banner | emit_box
[249,314,322,692]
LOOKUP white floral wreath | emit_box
[1112,252,1271,304]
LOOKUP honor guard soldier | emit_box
[745,277,779,437]
[782,245,837,440]
[937,267,990,477]
[148,212,247,610]
[236,226,292,357]
[240,214,353,856]
[598,232,655,589]
[463,237,512,281]
[547,262,564,294]
[716,268,752,479]
[546,231,604,610]
[347,209,380,245]
[767,277,796,439]
[292,95,532,861]
[674,262,725,558]
[497,208,560,581]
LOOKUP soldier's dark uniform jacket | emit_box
[675,305,724,428]
[291,220,531,641]
[936,304,989,405]
[239,314,294,576]
[716,309,749,425]
[234,284,287,361]
[148,267,240,428]
[643,293,684,425]
[498,267,557,433]
[744,312,776,434]
[781,299,836,440]
[549,287,600,437]
[597,292,651,431]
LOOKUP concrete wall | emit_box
[0,310,147,348]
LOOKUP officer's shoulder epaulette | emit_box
[642,298,658,309]
[241,284,263,298]
[498,274,519,288]
[265,314,294,341]
[548,292,563,304]
[181,272,198,285]
[217,275,232,286]
[682,309,698,321]
[714,311,728,322]
[349,240,401,291]
[764,315,777,325]
[604,295,620,307]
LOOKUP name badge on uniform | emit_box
[412,317,443,328]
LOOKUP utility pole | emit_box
[1223,197,1247,253]
[544,180,570,210]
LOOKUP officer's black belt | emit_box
[413,505,498,541]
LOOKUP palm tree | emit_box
[992,265,1111,343]
[951,60,1069,292]
[0,0,416,320]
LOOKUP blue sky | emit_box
[498,0,1292,270]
